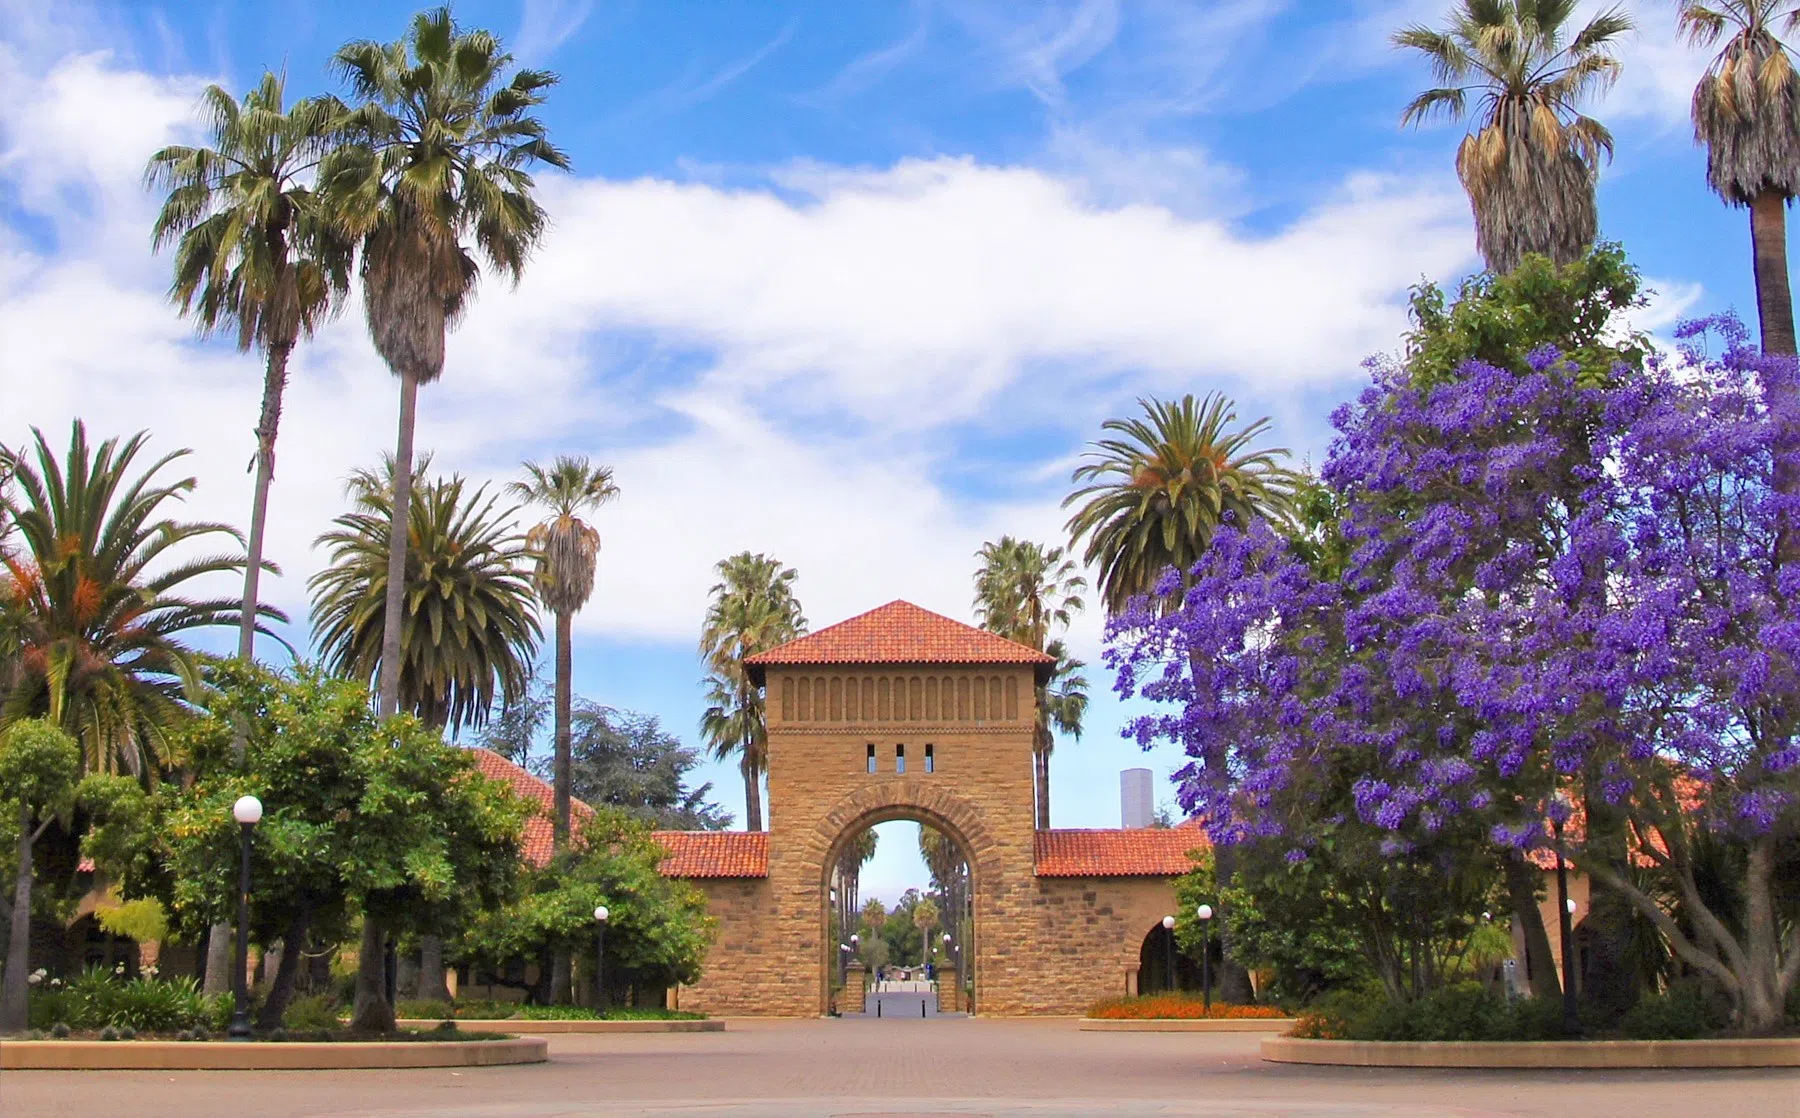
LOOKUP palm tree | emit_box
[309,459,540,733]
[1065,394,1296,615]
[698,553,805,832]
[323,7,568,720]
[0,422,272,776]
[912,897,940,969]
[508,457,619,847]
[971,537,1088,828]
[834,827,878,945]
[1680,1,1800,357]
[146,73,351,691]
[1394,1,1633,274]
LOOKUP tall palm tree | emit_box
[1680,1,1800,357]
[323,7,568,720]
[971,537,1088,829]
[1394,1,1633,275]
[912,897,940,969]
[146,73,351,690]
[1064,394,1296,616]
[508,457,619,847]
[0,422,272,776]
[699,553,805,832]
[834,827,878,945]
[309,459,540,733]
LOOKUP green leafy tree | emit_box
[1401,243,1648,389]
[146,73,351,680]
[834,827,877,945]
[509,457,619,847]
[0,422,273,776]
[1,720,150,1032]
[457,809,714,1005]
[561,704,731,831]
[911,897,940,969]
[321,7,568,721]
[310,460,540,734]
[1064,394,1296,616]
[1680,0,1800,357]
[1394,1,1633,275]
[972,537,1089,829]
[698,553,805,832]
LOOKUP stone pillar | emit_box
[843,963,866,1014]
[938,971,962,1013]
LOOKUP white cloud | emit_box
[0,39,1475,659]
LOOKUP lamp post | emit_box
[1161,915,1176,994]
[228,795,262,1040]
[1551,797,1580,1036]
[593,905,609,1015]
[1196,904,1214,1014]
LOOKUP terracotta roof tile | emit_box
[746,601,1055,683]
[1524,780,1703,872]
[651,831,770,878]
[1034,822,1210,877]
[467,747,592,868]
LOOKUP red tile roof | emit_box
[1034,821,1211,877]
[744,600,1055,684]
[651,831,770,878]
[1524,781,1703,872]
[467,747,592,867]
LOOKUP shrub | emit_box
[28,967,225,1033]
[395,998,455,1019]
[1619,984,1726,1040]
[1288,984,1573,1042]
[282,995,343,1033]
[1085,994,1290,1020]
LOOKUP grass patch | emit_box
[1085,994,1290,1020]
[392,998,704,1021]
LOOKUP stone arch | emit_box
[807,781,998,1015]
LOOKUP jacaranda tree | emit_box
[1109,318,1800,1033]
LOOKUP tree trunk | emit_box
[417,935,451,1003]
[256,910,311,1030]
[350,914,394,1033]
[551,947,573,1005]
[1209,843,1256,1004]
[202,920,233,996]
[553,610,573,847]
[376,370,420,718]
[1503,855,1560,998]
[1033,741,1050,831]
[1752,191,1796,359]
[1,807,34,1032]
[1740,837,1787,1034]
[742,754,762,832]
[236,341,291,666]
[1577,791,1640,1018]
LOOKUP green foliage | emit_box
[1619,983,1731,1040]
[456,808,714,995]
[0,719,81,822]
[1303,982,1572,1042]
[282,994,344,1032]
[410,999,704,1021]
[94,897,169,945]
[30,968,224,1033]
[1402,243,1648,390]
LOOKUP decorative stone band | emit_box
[0,1037,548,1071]
[1260,1036,1800,1069]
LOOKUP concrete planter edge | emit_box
[394,1017,722,1034]
[0,1036,548,1070]
[1260,1035,1800,1069]
[1079,1018,1296,1032]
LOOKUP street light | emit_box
[593,905,610,1014]
[1196,904,1214,1014]
[1550,794,1580,1036]
[228,795,262,1041]
[1161,915,1176,994]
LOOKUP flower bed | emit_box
[1085,994,1290,1020]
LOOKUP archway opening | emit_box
[821,812,977,1017]
[1136,921,1205,996]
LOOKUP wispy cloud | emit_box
[619,21,797,122]
[801,7,932,105]
[512,0,597,63]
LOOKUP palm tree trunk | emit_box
[1752,191,1797,359]
[1,808,33,1032]
[376,369,420,718]
[1504,855,1560,999]
[553,610,572,846]
[350,913,395,1032]
[1034,737,1051,831]
[202,922,233,996]
[236,341,291,666]
[742,753,763,832]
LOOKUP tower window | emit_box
[896,744,906,774]
[925,743,935,773]
[866,743,876,774]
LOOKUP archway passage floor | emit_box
[5,1018,1796,1117]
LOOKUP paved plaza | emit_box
[4,1018,1797,1117]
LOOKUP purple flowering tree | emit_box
[1110,317,1800,1032]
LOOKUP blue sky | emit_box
[0,0,1757,901]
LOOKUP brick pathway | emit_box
[3,1018,1796,1117]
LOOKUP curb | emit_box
[394,1018,722,1034]
[1080,1018,1296,1033]
[0,1037,547,1071]
[1260,1036,1800,1069]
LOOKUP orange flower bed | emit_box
[1085,994,1290,1020]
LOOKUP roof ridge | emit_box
[745,599,1055,670]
